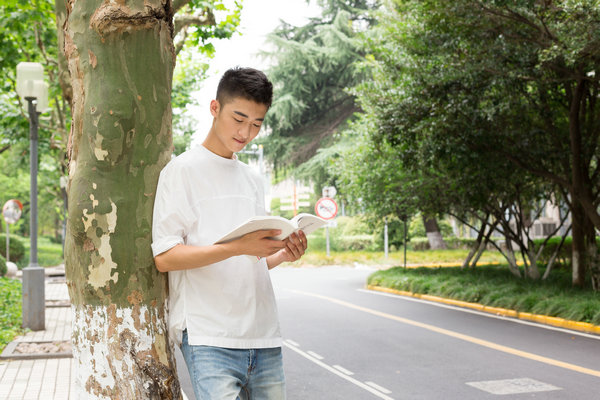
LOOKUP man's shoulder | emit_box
[161,147,204,176]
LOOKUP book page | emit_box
[291,213,328,236]
[215,216,296,243]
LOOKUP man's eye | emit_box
[253,124,262,128]
[234,118,243,123]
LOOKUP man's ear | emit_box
[210,99,220,117]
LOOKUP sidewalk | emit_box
[0,269,75,400]
[0,268,193,400]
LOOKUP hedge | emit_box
[533,237,600,266]
[0,234,25,263]
[0,255,6,277]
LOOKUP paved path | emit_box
[0,278,75,400]
[0,275,194,400]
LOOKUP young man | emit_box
[151,67,307,399]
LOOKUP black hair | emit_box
[216,67,273,108]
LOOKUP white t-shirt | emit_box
[151,145,281,349]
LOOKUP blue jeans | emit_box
[181,330,286,400]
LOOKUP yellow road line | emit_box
[289,289,600,378]
[367,285,600,335]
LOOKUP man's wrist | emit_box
[266,252,283,270]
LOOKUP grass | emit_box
[0,278,24,352]
[19,235,64,268]
[289,246,508,267]
[368,264,600,325]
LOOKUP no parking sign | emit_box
[315,197,338,220]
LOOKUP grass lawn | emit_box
[18,236,64,268]
[368,264,600,325]
[0,278,24,353]
[289,247,508,267]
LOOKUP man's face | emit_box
[208,97,268,158]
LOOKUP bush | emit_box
[0,277,23,352]
[336,234,376,251]
[0,255,6,277]
[408,237,477,251]
[0,234,25,263]
[533,236,600,266]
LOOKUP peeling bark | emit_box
[64,0,179,397]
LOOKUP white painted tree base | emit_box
[71,303,180,399]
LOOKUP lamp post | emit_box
[16,62,48,331]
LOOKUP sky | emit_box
[190,0,322,146]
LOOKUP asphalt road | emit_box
[272,265,600,400]
[177,265,600,399]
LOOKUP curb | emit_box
[0,340,72,360]
[366,285,600,336]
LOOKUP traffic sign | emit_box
[315,197,338,220]
[2,199,23,224]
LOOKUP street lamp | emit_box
[16,62,48,331]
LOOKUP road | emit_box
[271,265,600,400]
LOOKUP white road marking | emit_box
[365,381,393,394]
[358,288,600,340]
[466,378,561,395]
[291,289,600,378]
[284,339,300,347]
[333,365,354,375]
[283,341,394,400]
[307,350,324,360]
[181,390,189,400]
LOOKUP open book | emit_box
[216,213,328,244]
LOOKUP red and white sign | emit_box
[315,197,338,220]
[2,199,23,224]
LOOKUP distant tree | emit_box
[357,0,600,288]
[259,1,377,182]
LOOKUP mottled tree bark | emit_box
[63,0,179,398]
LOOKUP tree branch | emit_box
[174,11,215,37]
[172,0,191,14]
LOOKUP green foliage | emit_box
[260,1,377,188]
[368,265,600,324]
[409,237,477,251]
[307,216,377,252]
[0,234,25,264]
[408,215,454,239]
[533,237,600,267]
[0,255,6,277]
[0,277,23,352]
[172,50,209,155]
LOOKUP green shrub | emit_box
[0,255,6,277]
[408,237,477,251]
[336,234,376,251]
[0,234,25,263]
[533,236,600,266]
[368,264,600,324]
[0,277,23,352]
[409,237,430,250]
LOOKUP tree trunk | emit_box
[423,216,447,250]
[571,200,587,287]
[64,0,180,398]
[55,0,72,105]
[461,217,486,269]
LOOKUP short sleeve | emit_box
[151,164,194,257]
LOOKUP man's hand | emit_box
[232,229,287,258]
[267,231,308,269]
